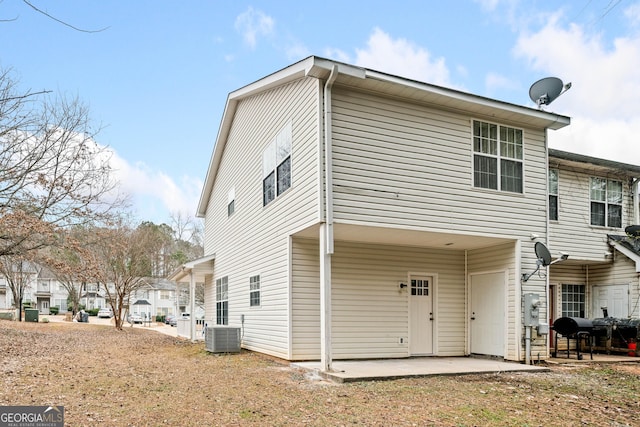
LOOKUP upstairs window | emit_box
[227,188,235,217]
[549,169,558,221]
[263,122,292,206]
[249,275,260,307]
[590,177,622,228]
[473,120,523,193]
[216,276,228,325]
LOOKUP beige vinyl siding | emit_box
[291,238,321,359]
[291,238,466,360]
[550,264,590,324]
[467,242,526,361]
[550,167,633,261]
[202,77,321,359]
[330,87,549,239]
[585,257,639,318]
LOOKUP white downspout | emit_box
[190,270,196,342]
[320,65,338,372]
[325,66,337,255]
[632,178,639,225]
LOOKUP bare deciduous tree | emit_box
[0,69,128,261]
[0,255,36,321]
[87,222,160,330]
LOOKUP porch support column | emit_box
[320,223,332,372]
[190,269,196,342]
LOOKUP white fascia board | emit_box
[365,70,571,130]
[609,240,640,273]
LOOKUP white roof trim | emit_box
[168,253,216,283]
[609,240,640,273]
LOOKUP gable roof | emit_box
[197,55,571,217]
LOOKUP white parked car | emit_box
[97,307,113,318]
[128,313,143,324]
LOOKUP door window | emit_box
[411,279,429,296]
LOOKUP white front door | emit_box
[470,271,506,357]
[409,276,433,355]
[592,284,629,318]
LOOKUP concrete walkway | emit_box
[292,357,549,383]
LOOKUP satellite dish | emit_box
[534,242,552,266]
[529,77,571,108]
[625,225,640,238]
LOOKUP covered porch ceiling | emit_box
[293,223,513,251]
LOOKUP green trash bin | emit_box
[24,308,39,322]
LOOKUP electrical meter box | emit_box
[524,293,541,327]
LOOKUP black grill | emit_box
[552,317,595,360]
[552,316,640,359]
[591,317,640,355]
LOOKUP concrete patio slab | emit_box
[292,357,549,383]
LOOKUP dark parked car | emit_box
[164,314,176,325]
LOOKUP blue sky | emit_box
[1,1,638,224]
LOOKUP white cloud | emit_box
[234,7,275,49]
[352,28,455,88]
[625,3,640,28]
[108,149,202,223]
[485,72,519,95]
[513,10,640,165]
[323,48,350,64]
[284,40,310,62]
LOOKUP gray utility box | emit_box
[205,326,241,353]
[24,308,39,322]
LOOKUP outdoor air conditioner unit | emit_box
[205,326,241,353]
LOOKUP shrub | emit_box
[87,308,100,316]
[49,306,59,315]
[156,315,165,323]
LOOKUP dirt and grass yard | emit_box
[1,320,639,426]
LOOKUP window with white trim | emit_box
[473,120,523,193]
[562,284,585,318]
[262,122,292,206]
[216,276,228,325]
[249,275,260,307]
[549,169,558,221]
[227,188,235,217]
[590,177,622,228]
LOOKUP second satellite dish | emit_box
[529,77,571,108]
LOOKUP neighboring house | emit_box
[35,266,109,315]
[33,267,75,315]
[548,149,640,328]
[129,278,185,319]
[171,55,581,370]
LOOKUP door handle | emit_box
[471,312,476,320]
[429,312,433,321]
